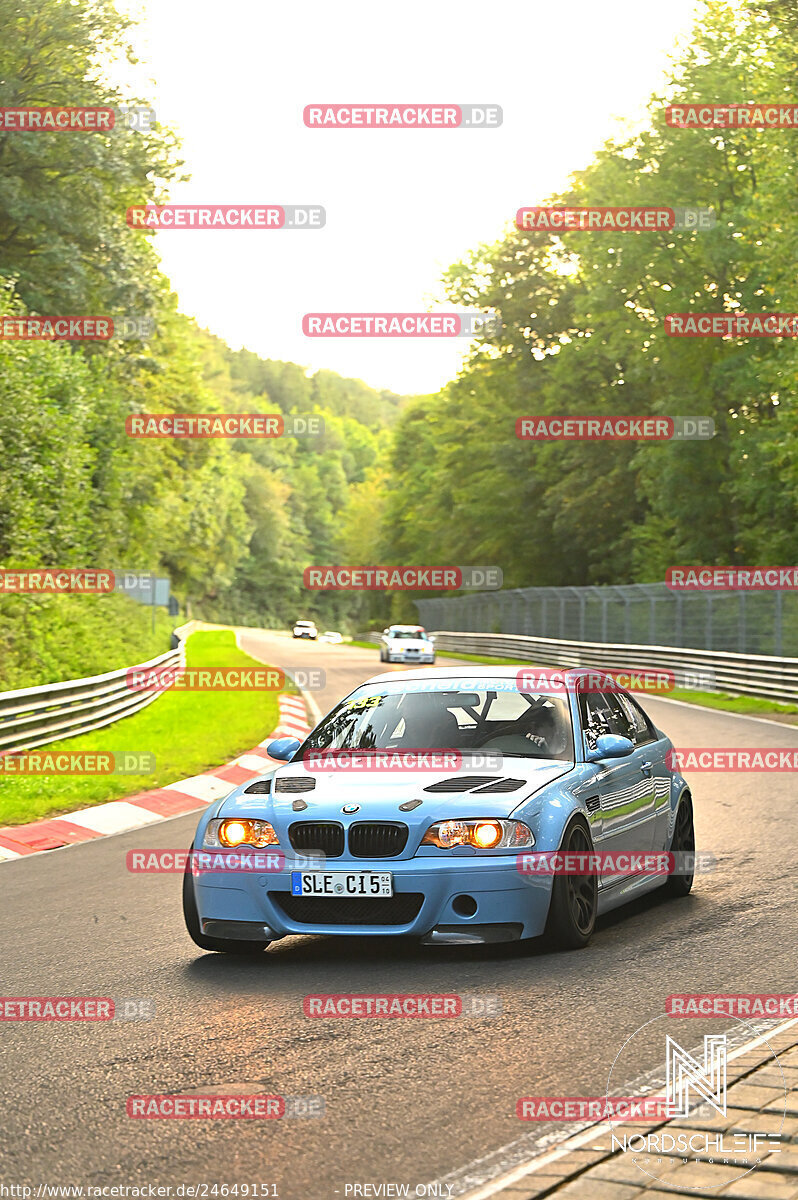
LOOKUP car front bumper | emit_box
[386,652,435,663]
[192,854,553,942]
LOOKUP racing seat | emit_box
[396,701,461,750]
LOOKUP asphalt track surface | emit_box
[2,629,797,1196]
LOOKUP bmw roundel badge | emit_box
[341,804,360,813]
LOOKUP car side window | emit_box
[616,693,658,746]
[580,691,635,746]
[579,692,613,748]
[602,693,635,739]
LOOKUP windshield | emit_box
[298,678,574,761]
[389,629,426,640]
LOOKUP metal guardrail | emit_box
[369,630,798,705]
[0,623,194,755]
[415,582,798,658]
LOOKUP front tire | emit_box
[665,795,695,897]
[182,861,270,955]
[544,820,598,950]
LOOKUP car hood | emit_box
[386,639,430,650]
[220,758,572,825]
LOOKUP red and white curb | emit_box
[0,694,310,862]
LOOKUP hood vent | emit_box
[424,775,503,793]
[472,778,526,794]
[244,778,271,794]
[424,775,528,794]
[274,776,316,793]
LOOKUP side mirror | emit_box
[267,736,302,762]
[586,734,635,762]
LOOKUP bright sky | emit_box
[126,0,703,396]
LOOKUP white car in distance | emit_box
[379,625,436,664]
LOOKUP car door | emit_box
[579,690,657,887]
[615,690,673,851]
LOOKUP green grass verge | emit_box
[348,640,797,719]
[0,630,283,826]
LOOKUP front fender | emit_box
[513,784,592,853]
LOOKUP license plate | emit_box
[291,870,393,898]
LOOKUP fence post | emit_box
[775,591,783,657]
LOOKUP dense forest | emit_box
[374,0,798,588]
[1,0,797,686]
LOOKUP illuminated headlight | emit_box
[420,819,534,850]
[203,818,279,849]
